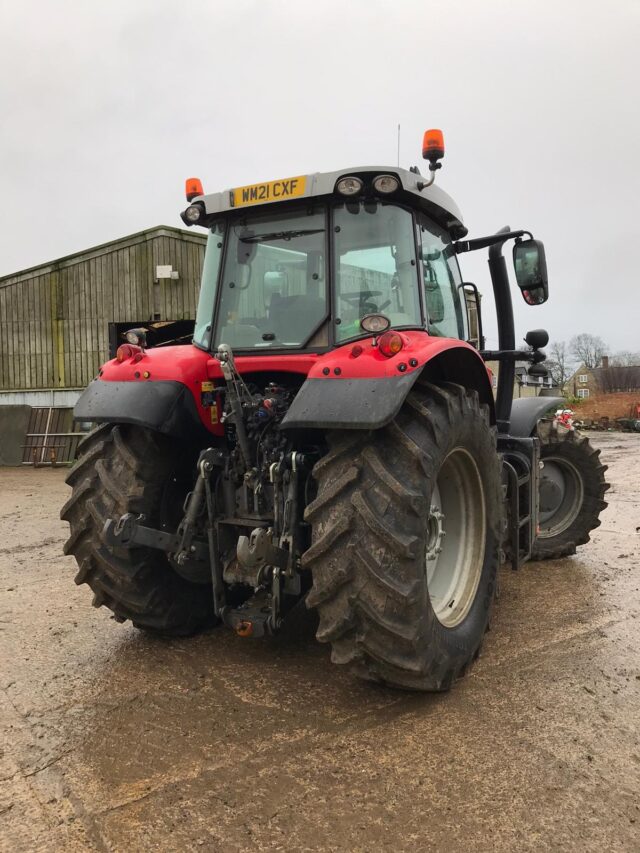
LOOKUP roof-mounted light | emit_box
[181,204,203,225]
[372,174,399,194]
[336,176,363,197]
[422,129,445,164]
[185,177,204,201]
[417,129,445,191]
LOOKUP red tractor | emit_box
[61,131,608,691]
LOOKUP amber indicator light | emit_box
[378,331,404,358]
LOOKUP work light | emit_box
[373,174,399,194]
[360,314,391,334]
[183,204,202,223]
[336,176,363,197]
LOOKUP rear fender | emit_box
[281,333,494,430]
[74,379,213,440]
[74,344,220,439]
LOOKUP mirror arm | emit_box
[480,348,546,363]
[454,230,532,254]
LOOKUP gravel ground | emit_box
[0,432,639,852]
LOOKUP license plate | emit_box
[232,175,306,207]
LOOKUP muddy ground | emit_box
[0,432,639,852]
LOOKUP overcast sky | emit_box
[1,0,638,352]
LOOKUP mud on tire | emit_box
[302,382,503,691]
[532,421,609,561]
[61,424,214,635]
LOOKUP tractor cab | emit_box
[182,158,470,357]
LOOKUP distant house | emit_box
[568,356,640,401]
[486,360,555,399]
[568,363,598,401]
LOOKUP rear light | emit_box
[185,177,204,201]
[378,331,404,358]
[116,344,142,362]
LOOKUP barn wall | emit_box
[0,228,206,391]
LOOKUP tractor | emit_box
[61,131,608,691]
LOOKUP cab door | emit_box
[417,214,468,340]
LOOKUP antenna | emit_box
[397,124,401,166]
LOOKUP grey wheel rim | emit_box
[538,456,584,538]
[426,448,486,628]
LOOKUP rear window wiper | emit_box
[240,229,325,243]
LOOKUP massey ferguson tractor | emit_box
[61,131,608,691]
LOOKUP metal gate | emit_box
[22,408,86,466]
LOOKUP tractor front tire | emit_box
[303,382,503,692]
[61,424,215,635]
[531,421,609,560]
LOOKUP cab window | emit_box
[418,215,467,340]
[334,203,422,342]
[213,209,328,349]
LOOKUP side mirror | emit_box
[513,238,548,305]
[459,283,484,349]
[524,328,549,349]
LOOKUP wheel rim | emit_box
[425,448,486,628]
[538,456,583,538]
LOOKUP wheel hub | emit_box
[426,505,445,562]
[539,475,564,514]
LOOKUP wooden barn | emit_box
[0,225,206,464]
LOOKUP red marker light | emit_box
[378,332,404,358]
[350,344,363,358]
[116,344,142,362]
[185,177,204,201]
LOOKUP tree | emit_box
[610,351,640,367]
[546,341,573,391]
[570,334,608,370]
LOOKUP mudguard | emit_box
[74,379,210,439]
[282,334,495,430]
[509,396,564,437]
[281,372,420,430]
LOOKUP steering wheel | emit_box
[339,290,382,307]
[339,290,382,305]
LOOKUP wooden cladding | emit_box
[0,227,206,391]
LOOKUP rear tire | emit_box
[303,382,503,691]
[61,424,215,635]
[531,421,609,560]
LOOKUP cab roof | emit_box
[190,165,468,238]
